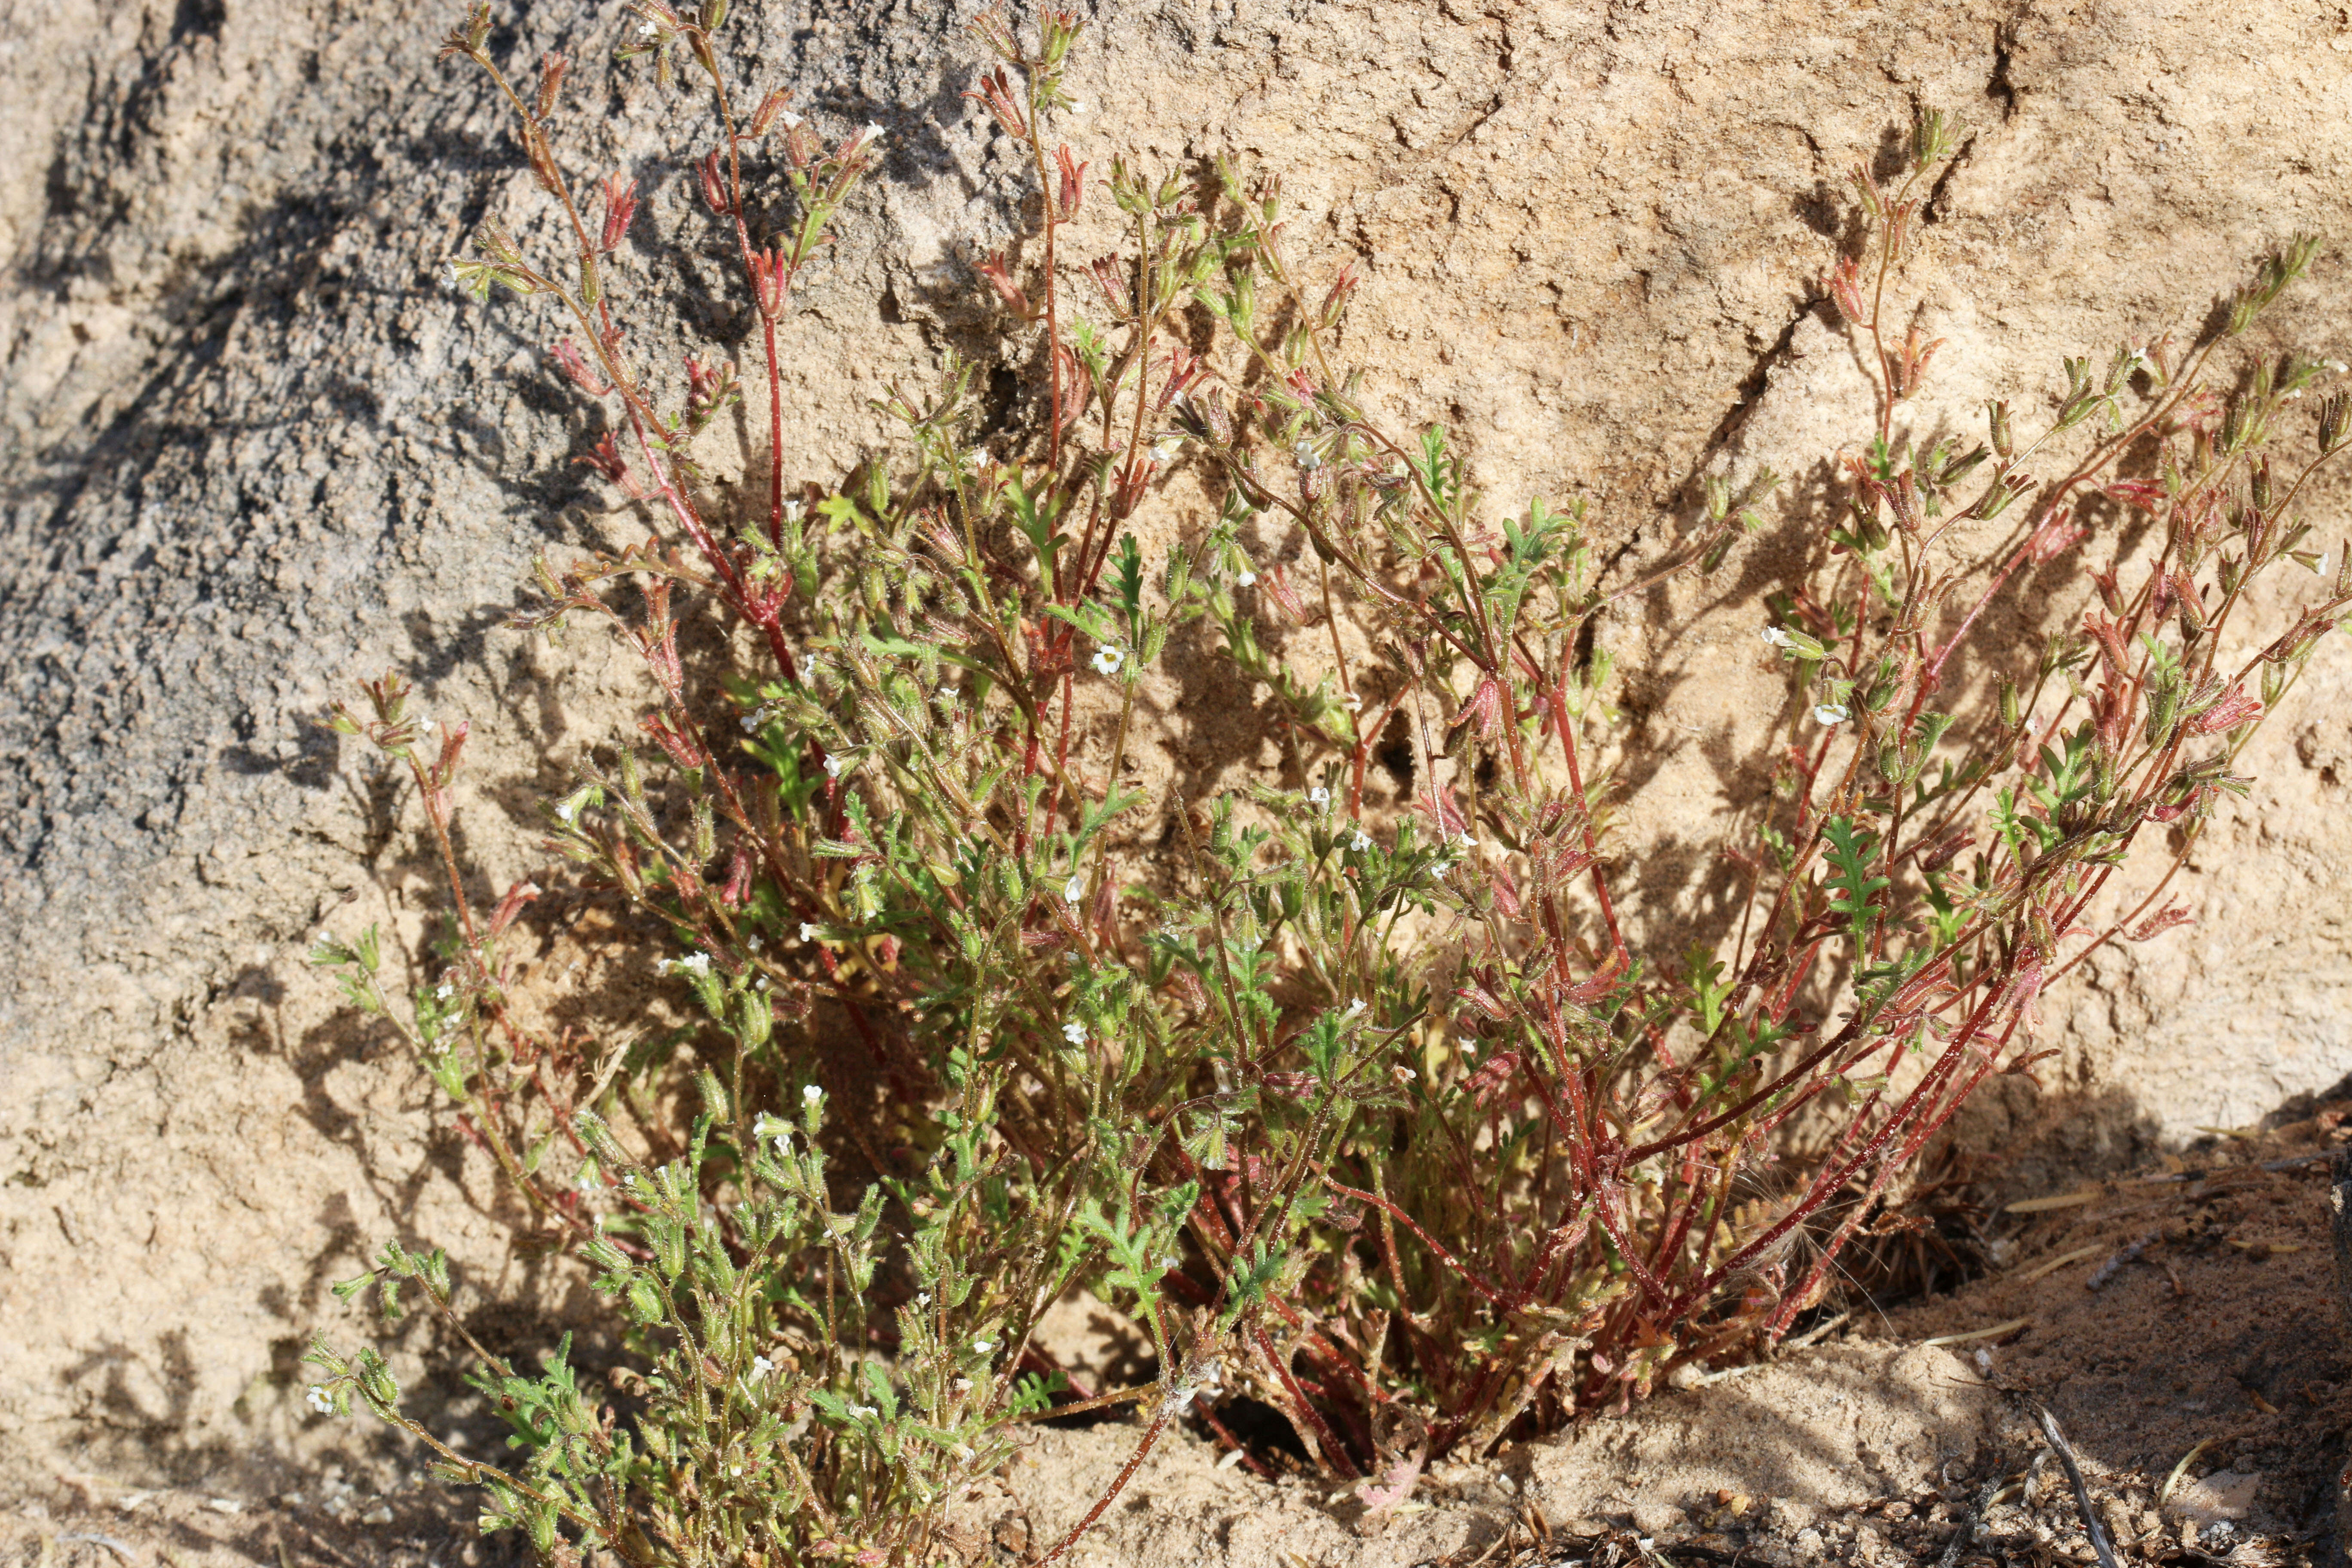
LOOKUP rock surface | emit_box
[4,0,2352,1521]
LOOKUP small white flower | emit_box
[1812,702,1850,726]
[1063,1020,1087,1046]
[729,1464,743,1478]
[314,929,332,947]
[850,1404,878,1420]
[637,20,658,38]
[667,952,713,977]
[1069,101,1090,114]
[555,799,579,824]
[952,1442,976,1462]
[1236,570,1257,588]
[1160,1254,1181,1270]
[1309,785,1331,810]
[823,753,848,779]
[972,1338,995,1354]
[1761,625,1793,648]
[1342,691,1363,712]
[1393,1066,1418,1085]
[1458,835,1479,850]
[1064,873,1085,903]
[1461,1041,1479,1058]
[798,922,820,943]
[740,715,758,732]
[578,1168,599,1193]
[1431,860,1453,878]
[435,983,453,1000]
[1293,440,1323,470]
[858,122,886,148]
[804,1084,823,1102]
[1349,830,1372,853]
[1344,998,1365,1019]
[953,1377,974,1392]
[1090,644,1125,677]
[1151,434,1183,463]
[916,1292,931,1308]
[2332,360,2349,375]
[778,110,805,130]
[305,1385,334,1415]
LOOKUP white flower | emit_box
[798,922,820,943]
[1350,830,1372,853]
[1431,860,1453,878]
[1342,691,1363,712]
[1458,835,1479,850]
[749,1356,774,1381]
[555,800,578,824]
[803,1084,823,1102]
[858,122,886,148]
[823,753,848,779]
[850,1404,878,1420]
[954,1377,974,1392]
[1392,1066,1418,1085]
[729,1464,743,1478]
[740,715,758,732]
[1461,1041,1478,1058]
[2331,360,2349,375]
[305,1385,334,1415]
[578,1168,599,1193]
[1069,101,1090,113]
[1151,434,1183,462]
[435,983,453,1001]
[666,952,713,977]
[1064,873,1085,903]
[778,110,805,129]
[972,1338,995,1354]
[1236,570,1257,587]
[1090,644,1124,677]
[1761,625,1793,648]
[1293,440,1322,470]
[1063,1020,1087,1046]
[1309,785,1330,810]
[1344,998,1365,1019]
[1813,703,1850,726]
[916,1292,930,1308]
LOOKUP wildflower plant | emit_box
[305,8,2349,1563]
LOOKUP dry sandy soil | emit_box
[7,0,2352,1564]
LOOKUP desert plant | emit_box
[304,3,2350,1562]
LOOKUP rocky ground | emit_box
[8,0,2352,1564]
